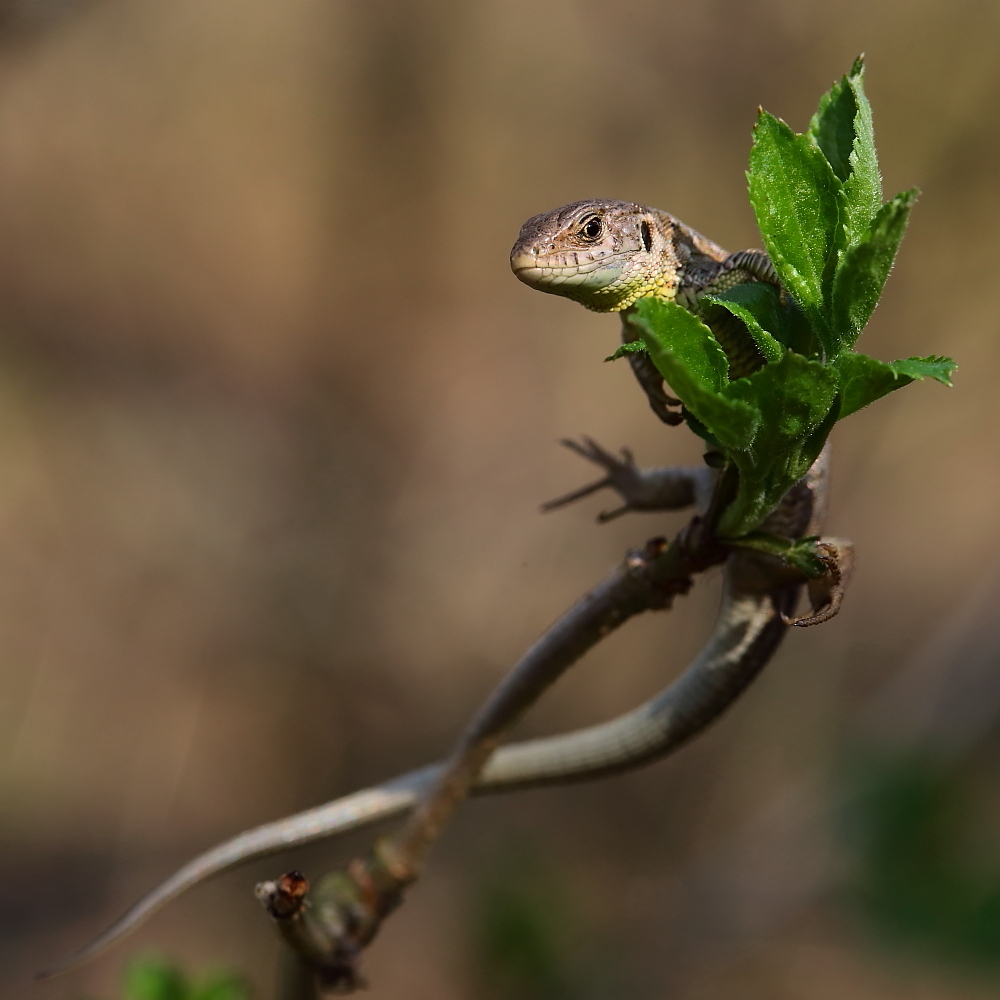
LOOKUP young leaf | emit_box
[726,350,838,446]
[727,532,828,577]
[604,339,646,362]
[891,355,956,386]
[809,70,857,183]
[835,352,957,418]
[628,300,758,451]
[831,189,917,353]
[701,285,783,363]
[748,111,840,349]
[809,57,882,254]
[799,397,842,473]
[833,353,898,418]
[843,59,882,249]
[719,350,839,536]
[632,298,729,391]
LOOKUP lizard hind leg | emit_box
[783,538,854,627]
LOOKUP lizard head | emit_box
[510,199,680,312]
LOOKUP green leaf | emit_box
[702,285,783,363]
[728,532,828,577]
[809,70,857,183]
[835,352,956,418]
[731,351,838,444]
[632,298,728,391]
[843,59,882,250]
[809,57,882,254]
[604,339,646,362]
[719,351,838,536]
[831,189,917,353]
[799,396,842,471]
[632,307,843,535]
[748,111,841,349]
[834,352,899,417]
[701,281,818,361]
[891,355,956,386]
[125,959,187,1000]
[628,299,758,451]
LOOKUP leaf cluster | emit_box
[624,57,956,538]
[81,957,249,1000]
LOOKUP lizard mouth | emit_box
[510,252,624,291]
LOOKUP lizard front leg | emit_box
[618,314,686,426]
[541,437,715,522]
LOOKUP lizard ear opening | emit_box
[640,220,653,253]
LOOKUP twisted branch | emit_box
[41,449,831,989]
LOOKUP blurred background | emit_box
[1,0,999,997]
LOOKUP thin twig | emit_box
[38,561,796,982]
[40,458,826,983]
[259,475,743,989]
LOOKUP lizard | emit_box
[41,201,837,979]
[509,197,848,619]
[509,198,782,424]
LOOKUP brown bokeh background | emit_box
[2,1,1000,997]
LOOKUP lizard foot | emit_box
[784,538,854,627]
[541,437,709,522]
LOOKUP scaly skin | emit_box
[510,199,730,311]
[510,198,781,418]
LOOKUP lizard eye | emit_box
[579,215,603,241]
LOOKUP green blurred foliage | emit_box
[82,957,250,1000]
[472,852,575,1000]
[842,750,1000,971]
[469,846,628,1000]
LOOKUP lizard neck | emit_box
[648,208,728,305]
[594,208,731,312]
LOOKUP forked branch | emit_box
[251,462,825,992]
[40,449,834,990]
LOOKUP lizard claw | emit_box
[541,437,708,521]
[783,538,854,627]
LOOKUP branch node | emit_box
[255,871,309,920]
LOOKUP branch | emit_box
[40,455,827,982]
[260,530,730,988]
[250,471,770,989]
[38,564,794,981]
